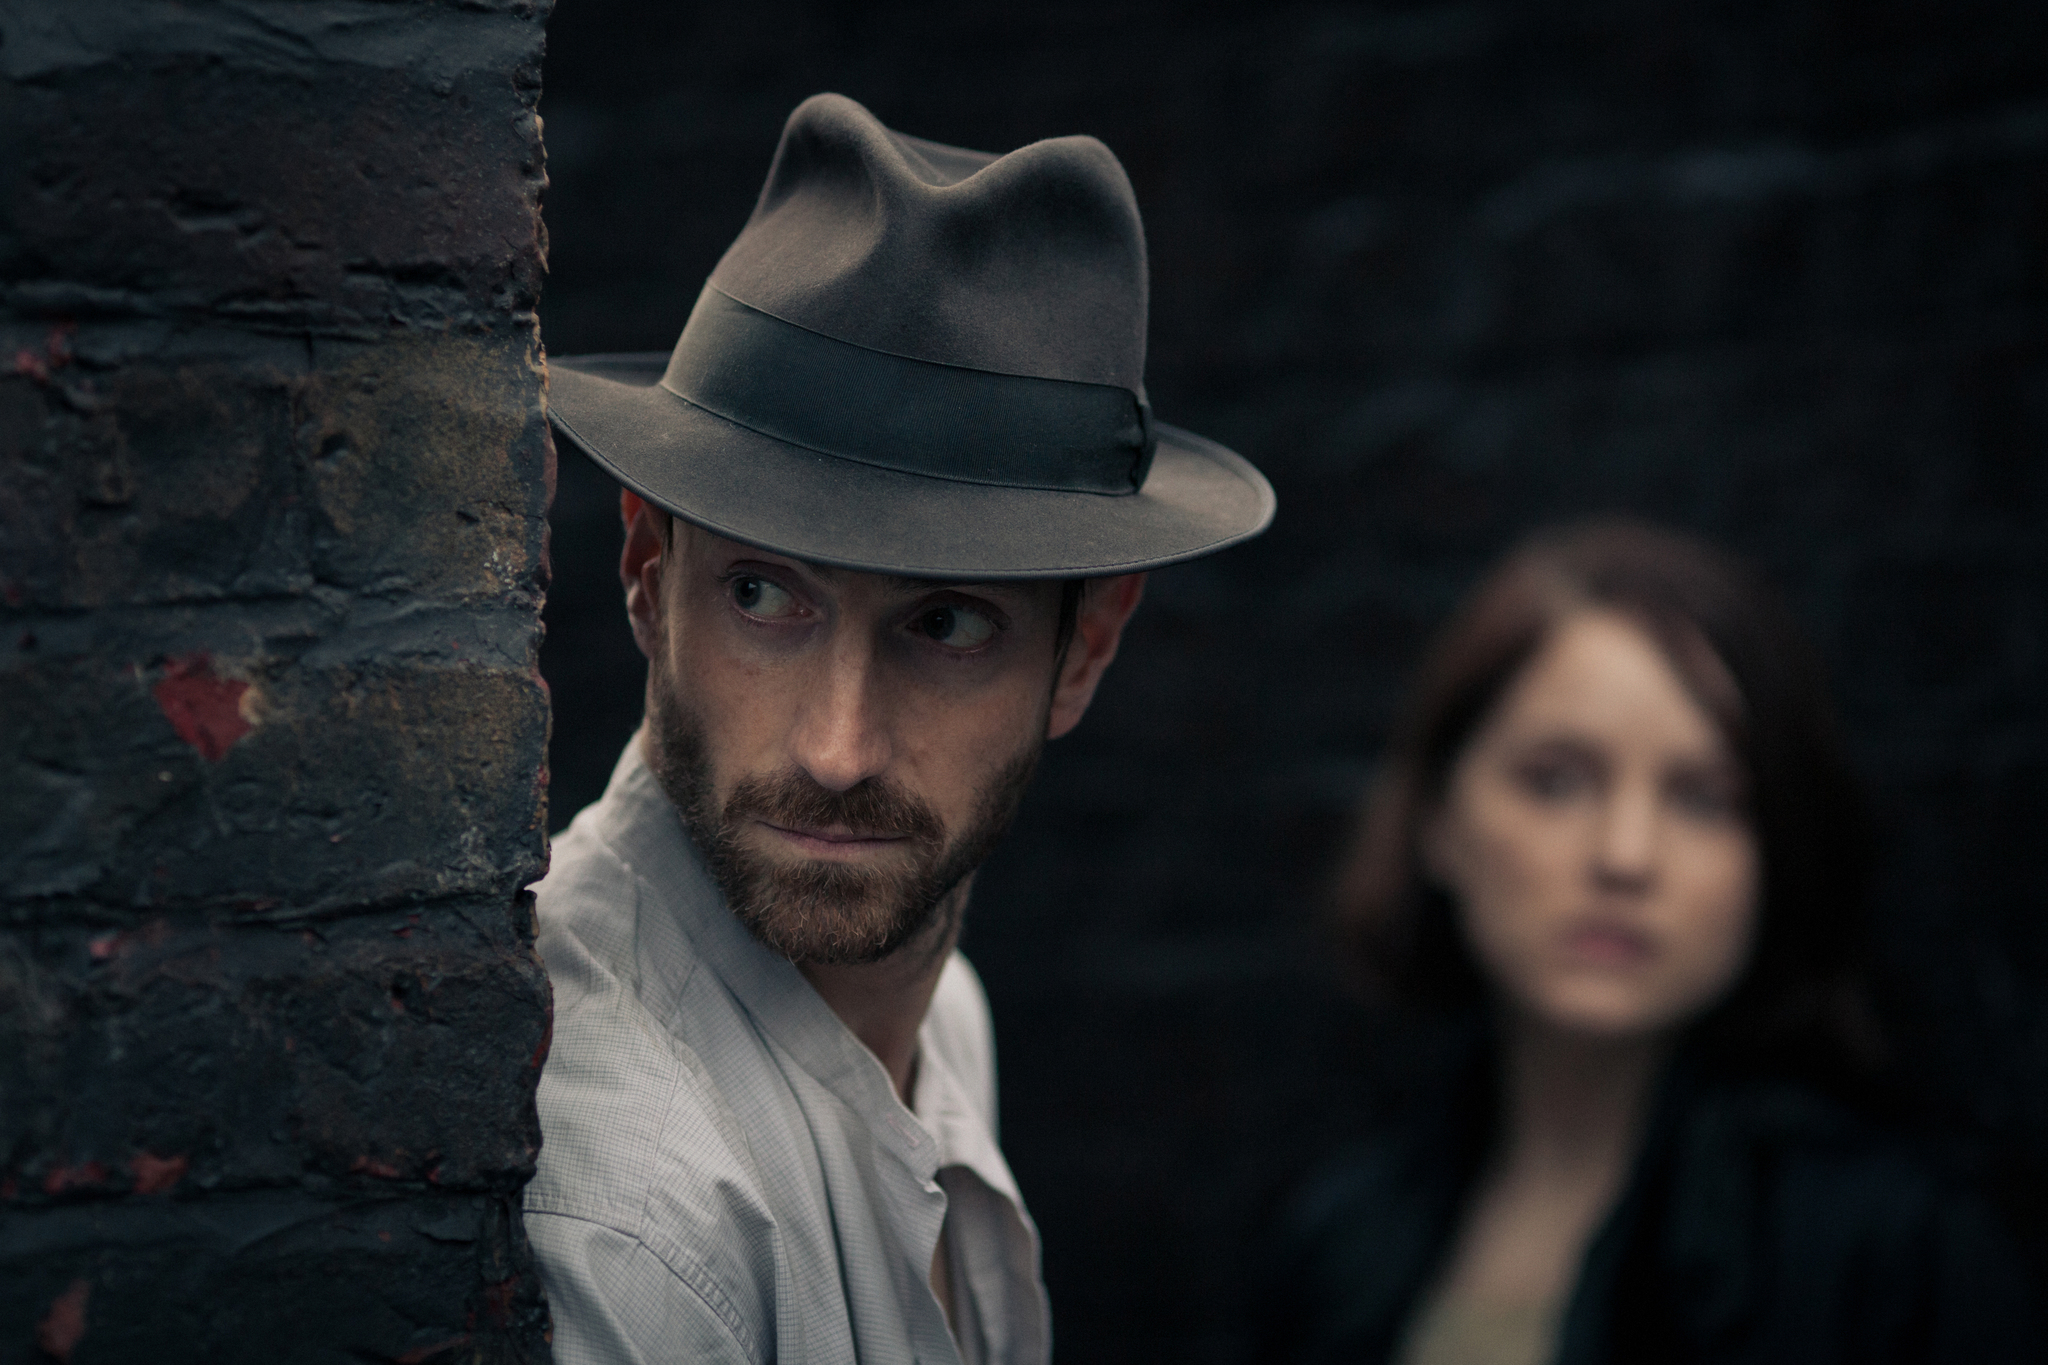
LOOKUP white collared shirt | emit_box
[523,738,1051,1365]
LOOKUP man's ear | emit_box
[620,491,669,661]
[1046,573,1146,740]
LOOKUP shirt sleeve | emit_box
[527,1209,759,1365]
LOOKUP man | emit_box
[524,93,1275,1364]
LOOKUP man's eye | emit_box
[915,605,998,649]
[730,575,799,619]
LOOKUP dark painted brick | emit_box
[1,0,554,1355]
[0,20,547,331]
[0,1191,543,1365]
[0,902,547,1201]
[0,328,549,612]
[1,648,547,914]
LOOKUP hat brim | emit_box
[545,353,1275,580]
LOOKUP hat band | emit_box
[660,285,1156,495]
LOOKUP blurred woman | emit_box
[1262,520,2035,1365]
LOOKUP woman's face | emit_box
[1424,610,1760,1042]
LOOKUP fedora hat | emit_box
[545,93,1275,579]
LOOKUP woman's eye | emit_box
[1669,772,1743,822]
[915,604,998,650]
[1515,759,1590,802]
[729,575,800,619]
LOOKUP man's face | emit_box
[625,508,1105,965]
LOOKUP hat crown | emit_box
[709,93,1149,392]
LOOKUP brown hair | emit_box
[1334,518,1881,1082]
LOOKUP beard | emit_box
[643,675,1042,966]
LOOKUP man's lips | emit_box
[755,820,912,857]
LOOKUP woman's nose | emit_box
[1591,783,1660,890]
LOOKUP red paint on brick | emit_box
[349,1156,404,1180]
[151,652,251,761]
[35,1279,90,1362]
[11,323,72,386]
[43,1161,110,1196]
[44,321,75,368]
[394,1335,471,1364]
[481,1274,520,1324]
[87,918,170,966]
[129,1152,189,1195]
[526,1013,554,1074]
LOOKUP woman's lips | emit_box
[1559,922,1656,967]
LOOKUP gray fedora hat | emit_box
[545,93,1275,580]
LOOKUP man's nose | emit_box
[787,630,893,793]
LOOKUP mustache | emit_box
[724,768,946,847]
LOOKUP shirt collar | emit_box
[912,1021,1027,1207]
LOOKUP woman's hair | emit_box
[1334,518,1882,1083]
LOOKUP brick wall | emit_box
[0,3,556,1360]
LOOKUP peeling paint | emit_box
[394,1333,471,1364]
[35,1279,90,1362]
[151,652,253,761]
[11,321,74,385]
[42,1161,111,1196]
[129,1152,190,1195]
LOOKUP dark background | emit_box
[534,3,2048,1359]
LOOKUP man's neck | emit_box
[797,876,974,1106]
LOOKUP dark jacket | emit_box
[1261,1058,2039,1365]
